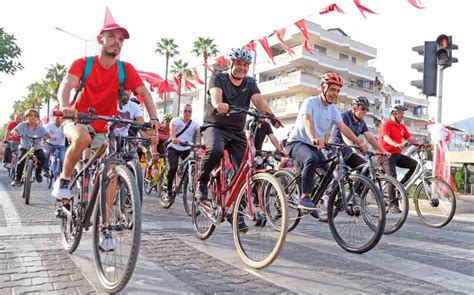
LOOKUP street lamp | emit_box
[55,27,93,56]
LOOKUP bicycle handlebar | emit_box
[53,111,154,131]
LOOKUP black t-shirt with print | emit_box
[203,72,260,131]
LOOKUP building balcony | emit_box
[271,101,301,119]
[404,110,430,121]
[255,46,377,81]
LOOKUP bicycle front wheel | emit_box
[414,176,456,228]
[327,174,385,254]
[192,175,216,240]
[233,172,288,269]
[271,170,301,232]
[23,159,33,205]
[92,165,141,294]
[60,164,83,253]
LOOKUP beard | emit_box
[103,46,120,58]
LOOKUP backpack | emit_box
[71,56,125,108]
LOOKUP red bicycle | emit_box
[191,107,288,269]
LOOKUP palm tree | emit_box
[170,59,192,115]
[191,37,219,113]
[45,63,67,121]
[155,38,179,115]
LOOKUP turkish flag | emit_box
[244,40,257,51]
[407,0,425,9]
[295,19,313,55]
[157,80,177,98]
[319,3,345,15]
[137,70,163,81]
[259,37,275,64]
[215,55,228,68]
[192,67,205,84]
[276,28,295,56]
[203,63,215,74]
[353,0,377,18]
[184,79,197,90]
[173,76,181,90]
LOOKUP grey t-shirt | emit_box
[13,122,48,150]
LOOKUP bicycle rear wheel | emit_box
[271,170,301,232]
[23,159,33,205]
[233,173,288,269]
[375,174,408,234]
[327,174,385,254]
[414,176,456,228]
[92,165,141,294]
[60,165,83,253]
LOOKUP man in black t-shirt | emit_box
[245,119,285,159]
[197,48,280,210]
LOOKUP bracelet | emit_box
[149,117,159,121]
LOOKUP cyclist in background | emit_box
[3,115,23,169]
[43,115,66,177]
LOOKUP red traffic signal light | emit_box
[437,34,449,48]
[436,34,451,66]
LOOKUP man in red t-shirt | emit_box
[379,104,422,212]
[3,115,23,168]
[53,19,160,205]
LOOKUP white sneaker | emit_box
[52,178,73,201]
[99,231,116,252]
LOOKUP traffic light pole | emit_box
[436,66,444,123]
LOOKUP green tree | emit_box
[0,28,24,76]
[155,38,179,115]
[44,63,67,121]
[170,59,192,115]
[191,37,219,113]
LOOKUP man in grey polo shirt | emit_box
[287,72,368,214]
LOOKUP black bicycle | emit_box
[159,141,205,216]
[17,135,43,205]
[54,110,151,293]
[272,143,386,254]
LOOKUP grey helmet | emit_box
[352,96,370,109]
[390,104,408,113]
[228,48,253,64]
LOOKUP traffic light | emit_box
[411,41,437,96]
[436,34,458,67]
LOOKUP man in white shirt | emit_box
[115,90,144,136]
[166,104,200,201]
[44,115,66,177]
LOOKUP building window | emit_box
[339,53,349,61]
[314,45,327,54]
[267,74,277,81]
[351,57,357,64]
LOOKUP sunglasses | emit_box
[360,106,369,112]
[183,110,192,113]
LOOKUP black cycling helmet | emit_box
[228,48,253,64]
[390,104,408,113]
[352,96,370,109]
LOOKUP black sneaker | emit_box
[35,174,43,183]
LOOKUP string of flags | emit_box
[138,0,426,98]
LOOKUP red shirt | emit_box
[379,119,411,154]
[69,56,144,133]
[6,121,20,142]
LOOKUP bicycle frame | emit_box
[401,146,428,192]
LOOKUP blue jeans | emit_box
[44,144,66,172]
[287,141,328,195]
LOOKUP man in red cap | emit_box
[54,10,159,251]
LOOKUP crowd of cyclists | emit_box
[1,17,456,293]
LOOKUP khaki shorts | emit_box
[62,121,107,149]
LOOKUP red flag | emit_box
[173,76,181,90]
[243,40,257,51]
[137,70,163,81]
[259,37,275,64]
[295,19,314,55]
[184,79,197,90]
[203,63,215,74]
[157,80,177,98]
[276,28,295,56]
[407,0,425,9]
[319,3,345,15]
[215,55,227,68]
[192,67,205,84]
[353,0,377,18]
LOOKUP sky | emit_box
[0,0,471,127]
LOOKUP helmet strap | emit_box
[229,62,243,81]
[321,84,332,105]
